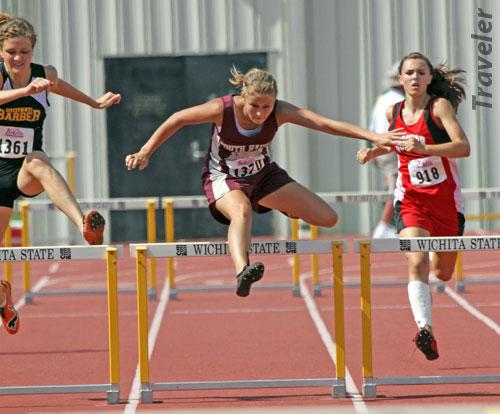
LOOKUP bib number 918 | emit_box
[415,167,440,185]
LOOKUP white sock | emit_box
[373,222,388,238]
[407,280,432,329]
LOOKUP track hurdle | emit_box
[0,245,123,404]
[18,197,159,302]
[162,196,306,298]
[160,188,500,297]
[129,239,348,402]
[354,236,500,398]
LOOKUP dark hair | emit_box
[398,52,466,111]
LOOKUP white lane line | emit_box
[48,263,60,274]
[124,275,173,414]
[14,276,50,309]
[300,276,368,413]
[445,286,500,335]
[14,262,59,305]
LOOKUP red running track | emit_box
[0,238,500,413]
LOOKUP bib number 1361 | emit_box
[0,126,34,159]
[0,138,29,156]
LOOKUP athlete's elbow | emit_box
[453,141,470,158]
[461,142,471,157]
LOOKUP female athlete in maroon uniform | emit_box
[357,52,470,360]
[126,66,402,297]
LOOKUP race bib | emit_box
[408,156,447,187]
[0,126,34,158]
[228,157,266,178]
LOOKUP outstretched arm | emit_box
[125,97,223,171]
[356,146,393,164]
[276,101,403,150]
[45,65,121,109]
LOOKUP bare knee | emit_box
[24,154,53,177]
[408,259,429,280]
[316,210,338,228]
[433,268,453,282]
[226,200,253,223]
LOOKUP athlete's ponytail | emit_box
[229,65,278,97]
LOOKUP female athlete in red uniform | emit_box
[357,52,470,360]
[126,66,402,297]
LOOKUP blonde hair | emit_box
[0,13,13,28]
[0,17,37,49]
[229,66,278,97]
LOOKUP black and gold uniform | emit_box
[0,62,48,207]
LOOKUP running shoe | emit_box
[414,327,439,360]
[0,280,19,334]
[236,262,265,297]
[83,210,106,245]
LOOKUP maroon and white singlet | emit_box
[202,95,294,224]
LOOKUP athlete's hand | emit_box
[356,148,372,164]
[94,92,121,109]
[371,128,405,151]
[25,77,54,95]
[125,151,150,171]
[403,136,426,154]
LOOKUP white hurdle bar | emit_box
[19,197,160,301]
[353,236,500,398]
[160,188,500,298]
[24,197,161,212]
[129,239,348,402]
[0,245,124,404]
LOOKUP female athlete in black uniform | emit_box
[0,16,121,334]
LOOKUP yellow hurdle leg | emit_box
[360,241,376,397]
[66,151,76,194]
[332,241,345,385]
[106,247,120,404]
[164,199,175,298]
[310,225,320,296]
[136,247,152,402]
[146,199,157,300]
[20,202,31,303]
[455,252,464,292]
[291,218,300,297]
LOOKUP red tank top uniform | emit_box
[391,97,464,236]
[202,95,294,224]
